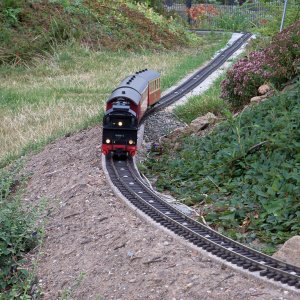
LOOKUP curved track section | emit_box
[103,32,300,290]
[142,32,252,121]
[106,157,300,289]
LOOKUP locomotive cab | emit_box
[102,100,138,156]
[102,70,161,157]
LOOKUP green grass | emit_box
[0,33,229,167]
[160,33,230,91]
[144,81,300,252]
[174,74,227,123]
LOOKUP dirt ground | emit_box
[24,126,299,300]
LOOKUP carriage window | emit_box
[150,79,160,92]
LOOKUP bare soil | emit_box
[24,126,298,300]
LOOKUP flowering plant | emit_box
[187,4,218,27]
[221,20,300,109]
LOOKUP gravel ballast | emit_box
[23,126,299,299]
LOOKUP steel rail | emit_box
[103,32,300,290]
[106,157,300,289]
[142,32,252,121]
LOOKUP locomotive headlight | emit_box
[105,139,111,144]
[118,121,123,127]
[128,140,134,145]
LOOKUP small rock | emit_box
[258,84,271,95]
[189,112,217,133]
[127,250,134,258]
[250,95,268,103]
[75,135,84,142]
[165,127,188,143]
[186,283,193,289]
[80,238,92,245]
[272,236,300,267]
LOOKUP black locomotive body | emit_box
[102,69,160,156]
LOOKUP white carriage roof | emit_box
[107,69,160,105]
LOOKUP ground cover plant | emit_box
[221,20,300,109]
[144,80,300,253]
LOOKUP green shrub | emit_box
[0,0,23,10]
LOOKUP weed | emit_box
[58,272,86,300]
[3,7,22,24]
[0,161,44,298]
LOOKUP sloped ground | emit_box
[24,126,298,299]
[0,0,196,64]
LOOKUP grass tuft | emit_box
[174,75,227,123]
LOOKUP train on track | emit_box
[102,69,161,157]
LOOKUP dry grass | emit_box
[0,101,99,157]
[0,35,229,164]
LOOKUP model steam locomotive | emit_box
[102,69,161,156]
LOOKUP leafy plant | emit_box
[144,80,300,249]
[132,0,164,12]
[0,163,40,298]
[3,7,22,24]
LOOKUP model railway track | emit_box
[104,32,300,289]
[142,32,252,121]
[106,157,300,289]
